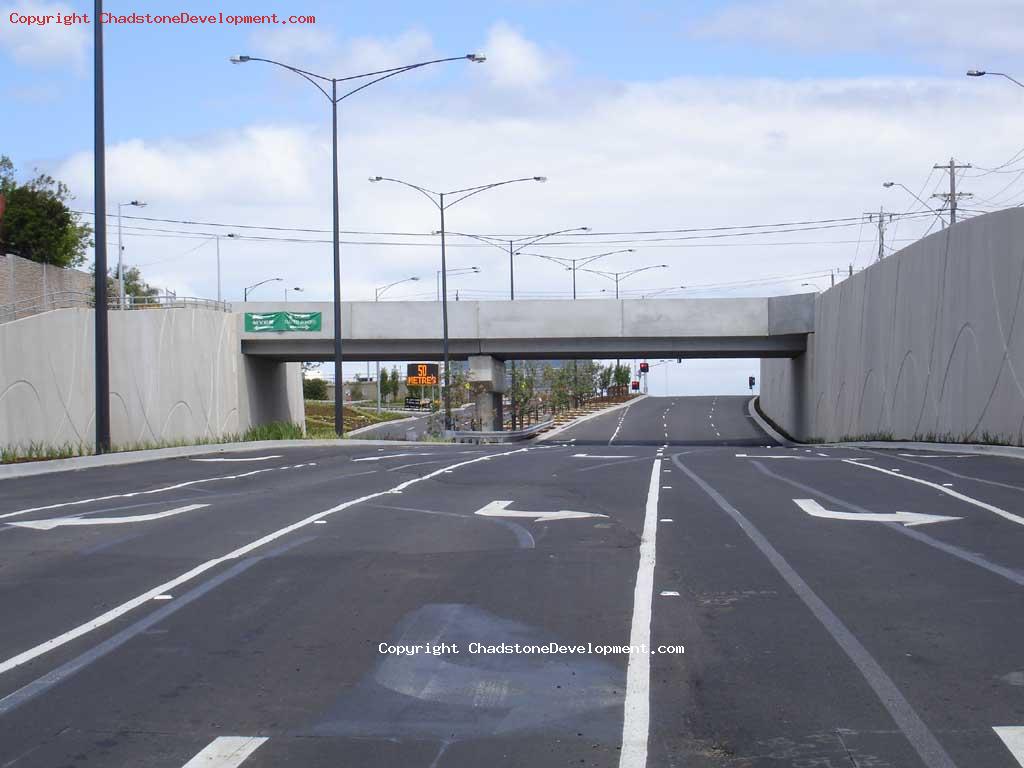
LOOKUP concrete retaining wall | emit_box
[761,208,1024,443]
[1,253,92,307]
[0,307,303,450]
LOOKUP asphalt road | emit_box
[1,395,1022,767]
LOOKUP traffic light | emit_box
[639,361,649,373]
[748,376,756,390]
[631,380,640,391]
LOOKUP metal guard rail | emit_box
[1,291,230,323]
[450,418,554,443]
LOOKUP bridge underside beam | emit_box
[240,334,808,362]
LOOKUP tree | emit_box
[388,365,402,402]
[597,364,613,395]
[0,155,92,267]
[379,368,390,402]
[613,363,632,389]
[303,377,328,400]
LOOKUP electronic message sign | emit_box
[406,363,439,387]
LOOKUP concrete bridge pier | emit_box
[467,355,505,431]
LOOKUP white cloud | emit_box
[481,21,555,89]
[0,1,87,70]
[690,0,1024,59]
[51,68,1024,389]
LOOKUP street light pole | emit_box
[93,0,110,453]
[231,52,485,437]
[370,175,546,431]
[882,182,947,228]
[116,201,146,309]
[243,277,283,301]
[374,276,420,412]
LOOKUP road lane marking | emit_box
[475,500,607,522]
[573,453,636,459]
[189,455,282,462]
[659,591,679,597]
[182,737,268,767]
[9,503,209,531]
[0,464,317,520]
[619,457,661,768]
[352,452,436,462]
[674,458,958,768]
[0,448,530,678]
[794,499,959,527]
[897,453,976,458]
[152,595,172,600]
[753,460,1024,588]
[843,459,1024,527]
[993,727,1024,766]
[0,535,314,716]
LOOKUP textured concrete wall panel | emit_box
[761,209,1024,443]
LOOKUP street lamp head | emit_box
[966,70,986,77]
[533,176,547,183]
[129,200,146,207]
[882,182,895,188]
[580,226,592,231]
[229,55,251,64]
[409,276,421,281]
[293,287,303,291]
[467,53,487,63]
[368,176,383,182]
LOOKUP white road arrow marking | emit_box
[9,503,209,531]
[794,499,960,527]
[994,726,1024,767]
[474,500,608,522]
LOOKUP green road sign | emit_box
[244,311,322,332]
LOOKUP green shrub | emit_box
[303,377,329,400]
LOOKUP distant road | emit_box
[1,396,1021,767]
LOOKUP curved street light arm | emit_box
[444,177,545,209]
[619,264,668,281]
[577,267,617,281]
[237,56,332,100]
[528,253,573,270]
[577,248,635,269]
[369,176,442,210]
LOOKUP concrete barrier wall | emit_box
[0,307,303,450]
[1,253,92,307]
[761,208,1024,443]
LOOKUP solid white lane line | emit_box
[659,591,679,597]
[0,464,317,520]
[993,727,1024,767]
[190,455,282,462]
[842,459,1024,527]
[351,452,435,462]
[0,448,529,678]
[182,736,268,767]
[619,457,661,768]
[10,503,209,531]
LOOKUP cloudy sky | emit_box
[3,0,1023,393]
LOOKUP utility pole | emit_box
[863,208,895,261]
[932,157,972,226]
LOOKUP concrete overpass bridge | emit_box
[239,295,816,362]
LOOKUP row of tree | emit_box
[0,155,92,268]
